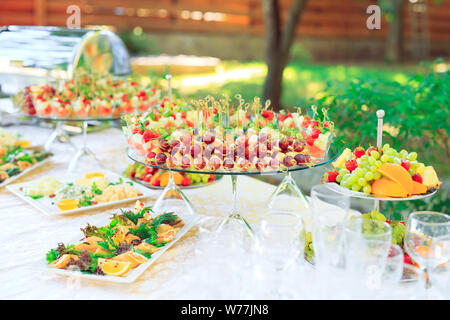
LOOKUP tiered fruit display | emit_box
[16,73,161,119]
[325,144,441,198]
[123,96,334,173]
[123,163,217,187]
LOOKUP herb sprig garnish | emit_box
[96,220,119,253]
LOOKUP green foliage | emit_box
[118,31,159,55]
[289,43,312,64]
[307,58,449,177]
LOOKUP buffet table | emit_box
[0,125,309,299]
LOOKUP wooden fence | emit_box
[0,0,449,42]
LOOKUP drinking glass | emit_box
[404,211,450,277]
[382,244,404,286]
[427,234,450,299]
[389,264,427,299]
[309,185,350,269]
[252,211,304,298]
[343,217,392,298]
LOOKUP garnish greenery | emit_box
[91,182,103,195]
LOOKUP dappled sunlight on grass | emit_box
[172,60,415,107]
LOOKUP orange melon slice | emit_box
[411,181,427,195]
[377,163,413,195]
[371,178,408,198]
[159,171,183,187]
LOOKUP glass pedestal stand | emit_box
[44,121,76,152]
[152,169,196,219]
[68,120,105,173]
[267,171,309,212]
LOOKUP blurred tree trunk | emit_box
[262,0,308,110]
[385,0,405,62]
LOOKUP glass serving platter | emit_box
[324,182,439,202]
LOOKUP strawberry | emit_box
[412,173,423,183]
[401,160,411,171]
[181,176,191,186]
[311,120,319,128]
[143,131,159,143]
[323,121,331,128]
[305,136,315,146]
[208,175,215,182]
[345,159,358,172]
[327,170,339,183]
[353,147,366,159]
[403,253,413,265]
[277,113,287,122]
[311,127,321,139]
[151,178,160,186]
[261,110,274,121]
[302,117,311,127]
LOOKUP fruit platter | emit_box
[123,163,221,189]
[123,95,334,174]
[7,171,152,215]
[324,144,442,201]
[0,145,52,188]
[45,200,200,283]
[15,72,161,120]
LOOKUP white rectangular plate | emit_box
[6,170,156,216]
[46,214,201,283]
[0,157,52,188]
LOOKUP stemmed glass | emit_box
[251,211,305,298]
[404,211,450,287]
[427,234,450,299]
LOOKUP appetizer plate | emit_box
[135,174,224,190]
[6,170,156,216]
[324,182,438,202]
[47,213,201,283]
[0,157,52,189]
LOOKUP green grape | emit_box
[385,148,396,156]
[358,178,367,187]
[382,144,390,151]
[336,175,343,183]
[363,185,371,194]
[410,161,419,170]
[373,172,381,180]
[361,168,369,176]
[381,154,390,163]
[342,179,352,189]
[342,173,351,181]
[358,160,369,168]
[371,150,380,160]
[407,152,418,161]
[339,169,350,176]
[393,157,402,165]
[354,168,364,177]
[365,172,374,181]
[360,155,368,162]
[399,149,408,158]
[370,210,387,222]
[368,157,376,165]
[369,165,377,173]
[348,174,358,184]
[352,184,362,192]
[375,160,382,167]
[408,169,415,175]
